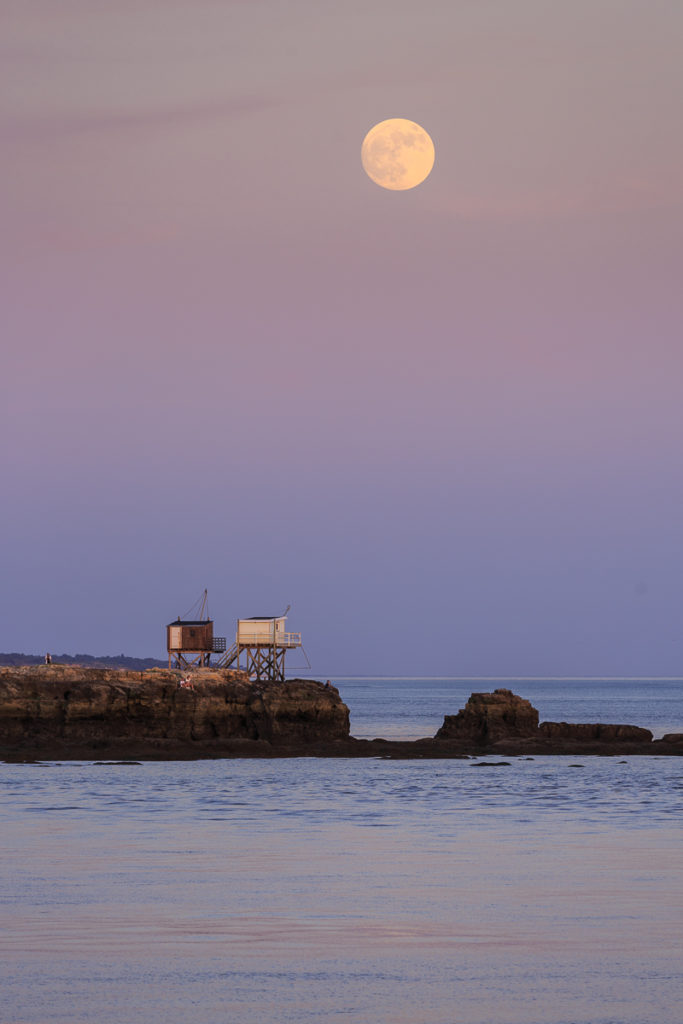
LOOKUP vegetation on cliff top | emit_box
[0,652,166,670]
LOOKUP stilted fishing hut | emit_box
[166,590,226,668]
[217,608,303,682]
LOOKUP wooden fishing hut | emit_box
[166,590,226,669]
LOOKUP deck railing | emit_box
[235,632,302,647]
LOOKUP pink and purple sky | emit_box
[3,1,683,673]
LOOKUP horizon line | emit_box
[317,675,683,682]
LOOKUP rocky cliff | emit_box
[0,666,350,759]
[1,671,681,760]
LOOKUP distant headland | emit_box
[1,667,682,761]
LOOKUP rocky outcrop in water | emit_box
[538,721,653,744]
[0,670,681,759]
[435,689,539,743]
[0,666,350,759]
[431,688,673,755]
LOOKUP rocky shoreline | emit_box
[0,667,681,760]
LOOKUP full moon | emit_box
[361,118,435,191]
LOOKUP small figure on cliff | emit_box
[44,653,52,666]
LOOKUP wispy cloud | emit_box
[428,172,683,223]
[3,93,279,142]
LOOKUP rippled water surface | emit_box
[1,679,682,1024]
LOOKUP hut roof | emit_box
[166,619,212,627]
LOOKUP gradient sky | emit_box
[3,1,683,674]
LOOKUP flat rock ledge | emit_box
[0,672,681,760]
[0,666,350,760]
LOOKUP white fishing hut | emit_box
[225,613,302,682]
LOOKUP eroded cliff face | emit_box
[1,671,680,759]
[0,666,350,759]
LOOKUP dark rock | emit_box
[93,761,143,766]
[539,721,653,743]
[1,670,679,760]
[0,666,350,759]
[651,734,683,755]
[432,690,679,756]
[435,688,539,744]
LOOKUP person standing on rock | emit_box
[44,653,52,665]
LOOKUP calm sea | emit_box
[334,676,683,740]
[1,678,682,1024]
